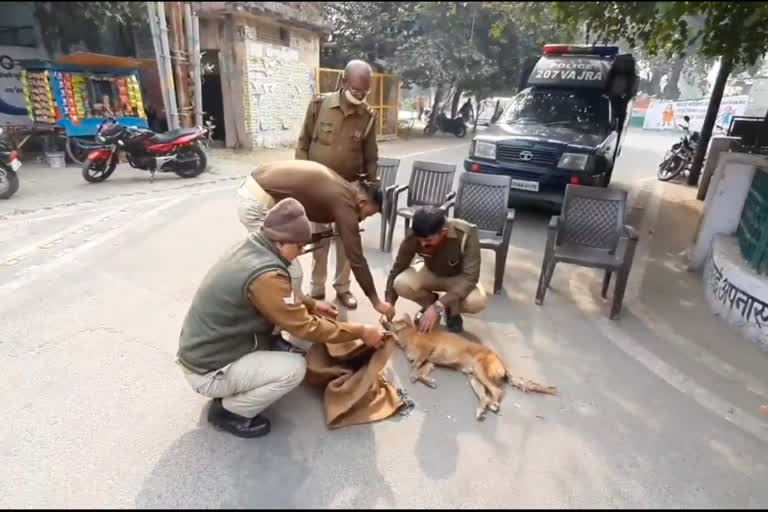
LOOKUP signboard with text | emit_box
[0,45,46,126]
[527,56,612,89]
[642,95,748,132]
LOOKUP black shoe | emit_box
[446,314,464,333]
[270,334,306,355]
[208,398,271,438]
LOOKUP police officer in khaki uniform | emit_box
[385,206,488,334]
[295,59,379,311]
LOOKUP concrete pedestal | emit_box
[704,234,768,350]
[688,152,768,270]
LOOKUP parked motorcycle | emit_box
[81,116,209,183]
[424,112,467,138]
[657,123,700,182]
[0,127,22,199]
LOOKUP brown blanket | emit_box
[304,336,407,429]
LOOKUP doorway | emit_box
[201,49,225,144]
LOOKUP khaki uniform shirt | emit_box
[295,90,379,182]
[248,271,365,345]
[385,219,482,307]
[250,160,378,298]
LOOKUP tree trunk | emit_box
[428,84,444,127]
[662,57,684,100]
[689,57,733,187]
[648,65,664,97]
[450,87,464,118]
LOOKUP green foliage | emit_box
[552,1,768,68]
[34,2,144,55]
[322,1,574,101]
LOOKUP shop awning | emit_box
[54,52,151,70]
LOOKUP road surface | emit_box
[1,128,767,508]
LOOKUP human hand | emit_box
[314,300,338,319]
[373,299,396,321]
[361,326,386,350]
[419,304,441,333]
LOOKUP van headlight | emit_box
[558,153,590,171]
[473,140,496,160]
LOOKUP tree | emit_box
[322,2,573,124]
[552,1,768,187]
[34,2,145,56]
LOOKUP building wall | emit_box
[242,20,318,148]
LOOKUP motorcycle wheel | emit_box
[82,155,118,183]
[174,144,207,178]
[657,154,685,182]
[424,124,437,135]
[454,124,467,138]
[0,167,19,199]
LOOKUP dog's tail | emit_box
[504,369,558,395]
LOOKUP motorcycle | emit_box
[0,127,22,199]
[424,112,467,138]
[657,123,701,182]
[81,116,209,183]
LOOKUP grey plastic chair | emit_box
[386,160,456,252]
[453,172,516,294]
[535,184,639,319]
[376,157,400,251]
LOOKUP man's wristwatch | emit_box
[431,300,446,317]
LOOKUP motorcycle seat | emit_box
[150,127,200,144]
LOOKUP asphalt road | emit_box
[1,128,767,508]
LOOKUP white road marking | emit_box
[594,314,768,445]
[388,142,469,160]
[0,195,188,297]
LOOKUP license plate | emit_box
[10,158,21,171]
[510,178,539,192]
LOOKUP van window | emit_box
[503,88,611,131]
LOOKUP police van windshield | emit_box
[503,88,611,132]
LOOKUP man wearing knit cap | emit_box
[177,198,389,439]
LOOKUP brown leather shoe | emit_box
[336,291,358,310]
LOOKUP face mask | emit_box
[345,89,364,105]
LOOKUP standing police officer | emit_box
[295,59,379,310]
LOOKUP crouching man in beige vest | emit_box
[384,206,488,333]
[177,198,388,439]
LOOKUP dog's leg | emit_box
[475,368,504,412]
[468,376,491,421]
[416,361,437,388]
[409,353,430,383]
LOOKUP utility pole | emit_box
[168,2,192,127]
[183,2,203,126]
[156,1,180,130]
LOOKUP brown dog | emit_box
[383,313,557,420]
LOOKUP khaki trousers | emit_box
[393,262,488,315]
[310,222,351,297]
[181,350,307,418]
[236,177,304,296]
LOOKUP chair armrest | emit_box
[501,208,516,246]
[622,224,639,241]
[548,215,560,230]
[445,191,456,201]
[439,197,456,214]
